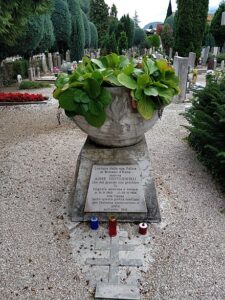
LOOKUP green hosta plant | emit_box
[53,53,179,127]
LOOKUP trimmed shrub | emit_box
[13,59,29,79]
[19,81,51,90]
[184,72,225,190]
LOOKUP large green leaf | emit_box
[117,73,137,89]
[98,88,112,108]
[134,88,143,101]
[84,110,106,127]
[55,73,69,88]
[144,87,159,97]
[73,89,91,103]
[91,71,103,83]
[146,59,158,74]
[91,58,105,69]
[119,56,130,68]
[137,97,155,120]
[123,63,134,76]
[137,74,149,88]
[89,100,103,116]
[84,78,101,99]
[59,89,79,111]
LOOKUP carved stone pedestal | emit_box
[71,137,161,223]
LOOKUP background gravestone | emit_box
[173,56,189,103]
[188,52,196,69]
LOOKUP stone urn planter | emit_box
[72,87,159,147]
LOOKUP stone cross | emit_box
[173,56,189,103]
[86,231,142,300]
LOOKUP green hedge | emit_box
[19,81,51,89]
[13,59,28,79]
[184,72,225,190]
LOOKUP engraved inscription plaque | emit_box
[84,165,147,213]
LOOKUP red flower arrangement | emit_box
[0,92,47,102]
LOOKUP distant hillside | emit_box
[143,21,162,30]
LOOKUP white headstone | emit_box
[28,67,34,81]
[173,56,189,103]
[66,50,71,62]
[202,46,210,65]
[169,48,173,60]
[188,52,196,69]
[212,47,219,56]
[221,11,225,25]
[213,58,217,70]
[37,66,41,78]
[57,54,61,69]
[17,74,22,84]
[41,54,48,74]
[48,53,53,73]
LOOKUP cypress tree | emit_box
[133,28,146,46]
[51,0,71,54]
[118,31,128,54]
[14,14,45,57]
[119,15,134,48]
[110,4,118,18]
[166,0,173,19]
[82,11,91,48]
[89,0,109,47]
[210,1,225,48]
[37,14,55,53]
[89,21,98,49]
[68,0,85,61]
[174,0,209,57]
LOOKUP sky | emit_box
[104,0,223,28]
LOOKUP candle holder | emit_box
[108,216,117,237]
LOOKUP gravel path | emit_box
[0,86,225,299]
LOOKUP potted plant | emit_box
[53,53,179,146]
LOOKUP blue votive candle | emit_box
[90,216,99,230]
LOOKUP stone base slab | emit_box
[71,138,161,223]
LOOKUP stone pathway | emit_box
[0,86,225,299]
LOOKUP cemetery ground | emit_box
[1,80,225,300]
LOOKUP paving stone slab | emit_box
[95,283,140,300]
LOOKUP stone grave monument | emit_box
[188,52,196,69]
[173,56,189,102]
[70,87,161,223]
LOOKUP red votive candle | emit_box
[108,216,117,237]
[139,223,148,235]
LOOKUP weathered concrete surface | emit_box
[71,138,161,223]
[0,84,225,299]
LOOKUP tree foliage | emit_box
[147,34,160,49]
[89,21,98,48]
[110,4,118,18]
[82,11,91,48]
[13,14,45,56]
[119,15,134,48]
[118,31,128,54]
[133,10,140,28]
[161,24,174,54]
[184,74,225,191]
[79,0,90,14]
[89,0,109,46]
[165,0,173,20]
[174,0,209,57]
[37,14,55,52]
[210,1,225,48]
[68,0,85,61]
[133,28,146,46]
[0,0,52,46]
[51,0,71,53]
